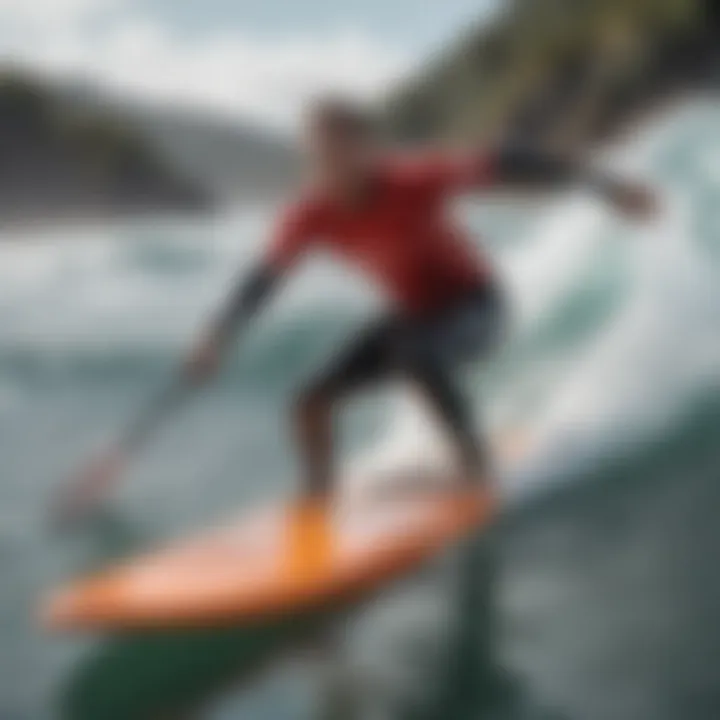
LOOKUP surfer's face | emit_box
[304,101,375,192]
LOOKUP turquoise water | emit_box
[0,101,718,719]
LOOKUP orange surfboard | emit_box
[42,488,495,631]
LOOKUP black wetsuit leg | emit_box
[298,284,506,478]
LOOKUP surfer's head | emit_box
[303,96,378,195]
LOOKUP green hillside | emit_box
[0,70,209,226]
[386,0,716,149]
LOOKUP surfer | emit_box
[184,98,656,499]
[51,96,657,525]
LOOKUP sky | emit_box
[0,0,499,128]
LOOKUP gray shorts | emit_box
[308,283,507,398]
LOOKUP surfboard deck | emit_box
[42,487,495,631]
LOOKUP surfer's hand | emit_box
[606,181,658,221]
[185,337,221,382]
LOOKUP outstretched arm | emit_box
[185,262,281,381]
[212,262,279,347]
[492,144,658,219]
[185,199,317,381]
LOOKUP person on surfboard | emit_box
[184,98,656,498]
[54,97,656,522]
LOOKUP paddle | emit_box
[50,377,195,529]
[50,264,272,530]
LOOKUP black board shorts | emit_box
[307,282,507,398]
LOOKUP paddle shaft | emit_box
[119,378,194,454]
[118,264,276,454]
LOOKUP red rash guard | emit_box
[267,154,497,316]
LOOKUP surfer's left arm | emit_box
[418,147,656,220]
[489,144,658,220]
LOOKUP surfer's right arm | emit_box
[185,263,280,379]
[185,201,319,381]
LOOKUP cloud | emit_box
[0,0,411,128]
[0,0,117,29]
